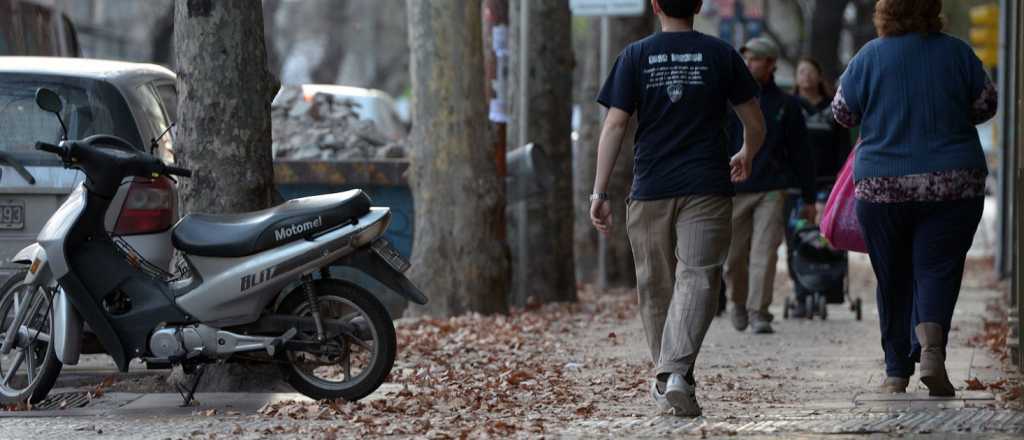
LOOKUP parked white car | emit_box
[0,57,179,282]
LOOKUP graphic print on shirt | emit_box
[644,52,706,103]
[803,106,834,131]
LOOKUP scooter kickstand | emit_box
[176,364,207,407]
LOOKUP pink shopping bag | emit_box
[821,144,868,253]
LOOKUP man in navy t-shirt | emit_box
[590,0,765,418]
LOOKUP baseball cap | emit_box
[741,37,780,59]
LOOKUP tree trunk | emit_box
[262,0,283,77]
[171,0,279,391]
[506,0,576,307]
[850,0,876,54]
[151,3,175,67]
[406,0,509,317]
[809,0,847,81]
[574,7,652,288]
[311,5,348,84]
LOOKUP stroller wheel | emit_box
[783,297,791,320]
[816,294,828,320]
[854,298,863,321]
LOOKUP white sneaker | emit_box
[650,379,673,412]
[664,373,702,417]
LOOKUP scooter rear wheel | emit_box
[0,271,62,405]
[276,279,396,401]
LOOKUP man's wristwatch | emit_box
[590,192,609,202]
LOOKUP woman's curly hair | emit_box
[874,0,945,37]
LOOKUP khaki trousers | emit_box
[626,195,732,377]
[724,191,786,315]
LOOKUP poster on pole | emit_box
[569,0,645,16]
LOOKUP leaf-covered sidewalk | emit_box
[2,263,1021,439]
[259,287,652,437]
[250,275,1023,439]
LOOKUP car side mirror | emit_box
[35,88,63,114]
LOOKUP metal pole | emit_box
[484,0,509,241]
[997,0,1012,279]
[516,0,530,303]
[597,16,610,291]
[1010,0,1024,372]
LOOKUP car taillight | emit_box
[113,177,174,235]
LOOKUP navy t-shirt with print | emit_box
[597,31,759,200]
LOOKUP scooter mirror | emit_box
[35,88,69,140]
[35,88,63,114]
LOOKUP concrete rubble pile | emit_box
[271,86,407,160]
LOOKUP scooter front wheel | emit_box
[0,271,62,405]
[276,279,396,401]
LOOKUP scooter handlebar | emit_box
[34,141,63,156]
[163,165,192,178]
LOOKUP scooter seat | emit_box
[172,190,371,258]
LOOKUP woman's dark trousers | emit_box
[855,197,983,378]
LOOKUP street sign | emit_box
[570,0,645,17]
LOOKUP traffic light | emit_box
[969,3,999,68]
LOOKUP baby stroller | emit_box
[783,221,862,321]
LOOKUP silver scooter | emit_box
[0,88,427,405]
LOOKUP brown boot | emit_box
[879,377,909,393]
[916,322,955,397]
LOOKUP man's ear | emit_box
[696,0,704,16]
[651,0,661,15]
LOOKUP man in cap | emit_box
[724,37,816,334]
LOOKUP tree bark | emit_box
[406,0,509,317]
[506,0,577,307]
[574,7,653,288]
[171,0,278,391]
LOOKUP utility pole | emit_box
[484,0,510,239]
[515,0,530,303]
[597,15,609,290]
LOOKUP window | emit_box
[155,82,177,124]
[136,83,173,160]
[0,74,142,157]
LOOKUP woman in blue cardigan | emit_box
[832,0,997,396]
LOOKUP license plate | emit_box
[0,201,24,230]
[372,239,410,273]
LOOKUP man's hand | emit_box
[590,199,613,235]
[730,146,753,182]
[799,203,818,223]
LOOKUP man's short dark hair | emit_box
[657,0,700,19]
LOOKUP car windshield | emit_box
[0,73,142,158]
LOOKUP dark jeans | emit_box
[855,197,983,378]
